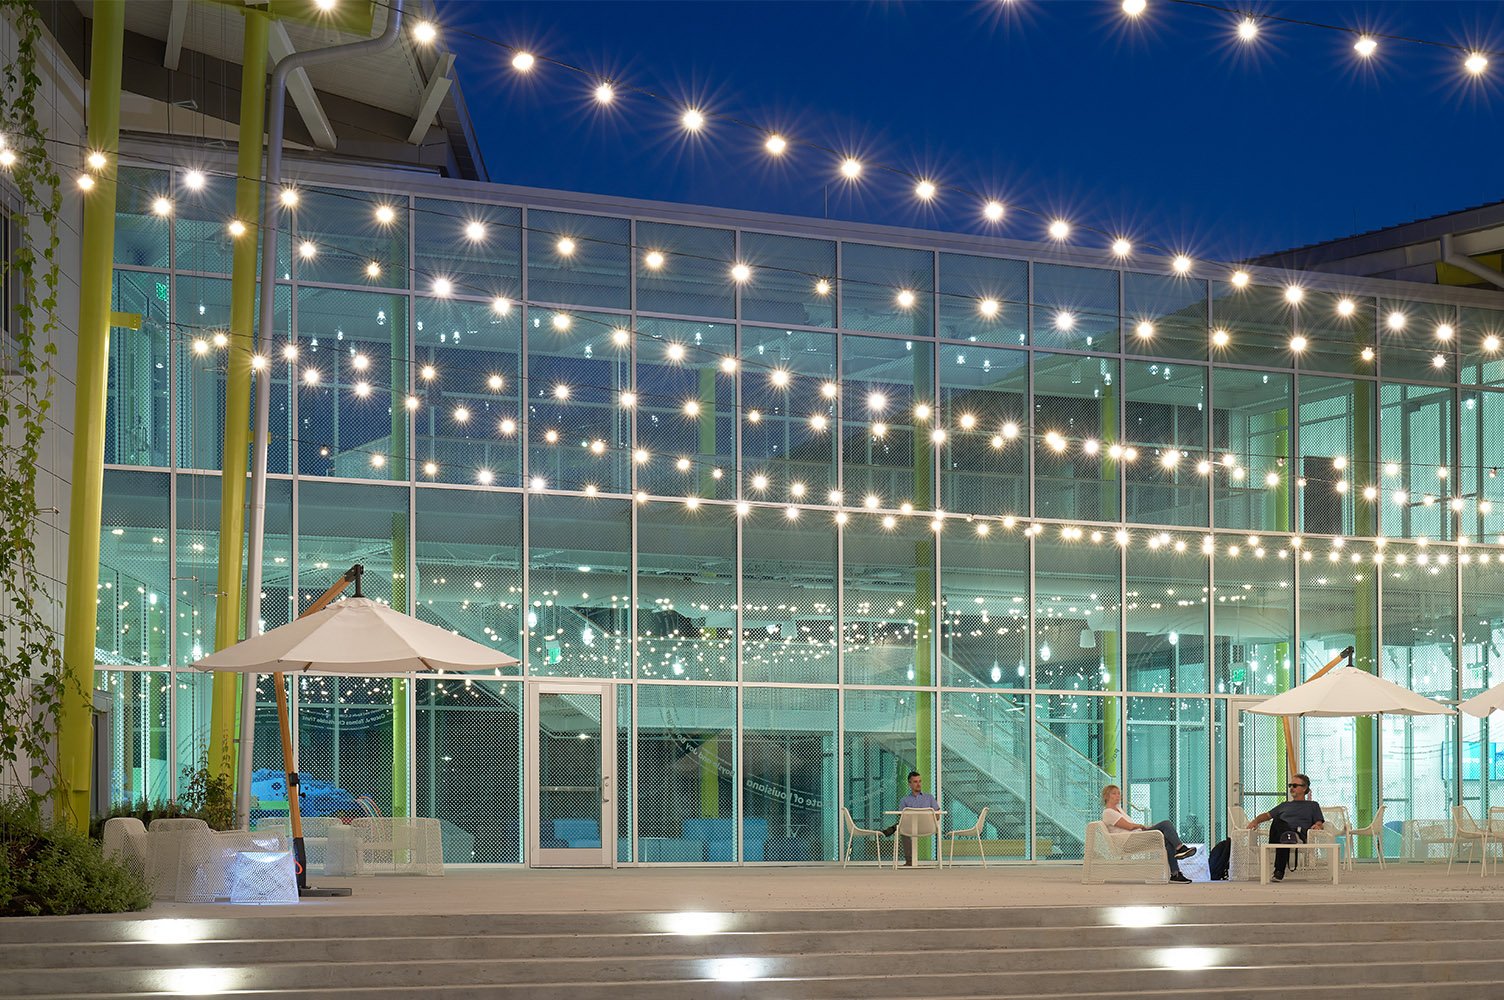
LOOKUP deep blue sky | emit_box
[442,1,1504,262]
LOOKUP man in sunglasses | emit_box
[1246,774,1325,882]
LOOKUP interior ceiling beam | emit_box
[164,0,189,71]
[407,51,455,145]
[268,21,338,151]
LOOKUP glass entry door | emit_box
[1228,696,1288,821]
[527,682,615,867]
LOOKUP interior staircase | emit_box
[8,900,1504,998]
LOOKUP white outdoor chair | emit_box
[944,807,990,868]
[1323,805,1353,841]
[350,817,444,876]
[892,808,942,869]
[840,807,883,867]
[145,818,210,901]
[1345,804,1387,870]
[176,829,287,903]
[1082,820,1169,884]
[1403,818,1451,861]
[101,817,148,875]
[1228,806,1256,881]
[1448,805,1490,876]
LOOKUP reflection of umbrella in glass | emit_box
[1248,646,1453,777]
[194,565,517,896]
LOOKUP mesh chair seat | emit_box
[351,817,444,876]
[176,830,287,903]
[145,818,210,901]
[1082,821,1169,884]
[101,817,148,875]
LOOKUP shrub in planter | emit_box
[1,797,151,917]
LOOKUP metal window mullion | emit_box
[1026,530,1037,859]
[167,468,179,799]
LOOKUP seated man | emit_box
[1101,784,1195,884]
[1246,773,1325,882]
[881,770,939,866]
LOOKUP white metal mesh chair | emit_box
[892,808,941,869]
[176,829,287,903]
[101,817,148,875]
[1448,804,1490,876]
[1403,818,1452,861]
[145,818,210,901]
[1345,804,1387,870]
[1278,828,1341,880]
[1323,806,1353,841]
[226,849,298,904]
[351,817,444,876]
[1082,821,1169,884]
[840,807,883,867]
[944,806,990,868]
[1228,806,1257,881]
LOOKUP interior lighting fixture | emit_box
[1487,335,1502,352]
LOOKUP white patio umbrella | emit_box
[1458,682,1504,719]
[194,568,517,895]
[1247,666,1454,718]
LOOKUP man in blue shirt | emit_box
[1247,773,1326,882]
[881,771,940,866]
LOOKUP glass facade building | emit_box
[96,154,1504,865]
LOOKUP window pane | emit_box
[1212,538,1294,696]
[1126,541,1208,693]
[1299,375,1377,538]
[297,481,407,612]
[1127,697,1210,847]
[1300,290,1374,376]
[1124,361,1207,526]
[1034,535,1120,692]
[1212,281,1295,368]
[1032,264,1117,352]
[527,307,631,494]
[1459,388,1504,543]
[527,495,630,678]
[940,526,1028,689]
[417,679,522,863]
[741,326,838,499]
[295,187,407,286]
[1124,273,1206,362]
[841,242,933,336]
[527,210,629,309]
[1034,693,1119,860]
[173,169,236,275]
[1299,537,1377,674]
[1211,368,1291,532]
[938,252,1026,346]
[99,470,169,666]
[637,500,736,681]
[743,687,837,861]
[109,270,169,468]
[1460,306,1504,386]
[415,198,520,299]
[842,335,932,511]
[938,343,1028,517]
[740,504,837,684]
[843,512,936,687]
[635,221,734,318]
[115,166,171,269]
[1379,298,1456,381]
[97,670,172,806]
[635,319,736,500]
[941,692,1030,858]
[1033,353,1118,521]
[414,487,522,662]
[843,688,935,858]
[294,286,409,481]
[415,295,521,487]
[637,685,735,860]
[297,673,396,818]
[1379,381,1453,540]
[741,231,835,327]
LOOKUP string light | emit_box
[1237,17,1259,41]
[151,196,172,216]
[1284,285,1304,304]
[1211,328,1230,348]
[1047,219,1070,240]
[1111,238,1132,257]
[644,250,665,270]
[1465,52,1489,76]
[896,289,916,308]
[593,82,615,105]
[183,169,206,191]
[1122,0,1147,17]
[839,157,862,179]
[551,312,571,331]
[681,108,706,131]
[815,279,832,295]
[227,219,246,237]
[413,20,438,45]
[914,180,937,201]
[556,236,576,256]
[279,187,300,208]
[432,277,452,297]
[1354,35,1378,58]
[298,240,317,260]
[1171,254,1193,274]
[730,263,752,283]
[0,149,15,169]
[76,173,95,191]
[492,296,512,315]
[1386,311,1407,331]
[366,261,382,278]
[1436,322,1455,340]
[511,52,536,72]
[86,150,107,170]
[978,298,1000,318]
[764,133,787,155]
[983,200,1005,222]
[374,204,397,225]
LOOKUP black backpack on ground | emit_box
[1208,838,1231,880]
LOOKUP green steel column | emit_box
[1273,412,1292,789]
[391,512,409,817]
[57,0,125,831]
[1102,640,1119,776]
[1352,380,1378,849]
[209,12,271,785]
[700,738,720,817]
[913,336,935,860]
[1100,386,1118,772]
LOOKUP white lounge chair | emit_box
[892,808,942,869]
[945,807,989,868]
[1082,820,1168,884]
[1345,804,1387,869]
[1228,806,1256,881]
[840,807,883,867]
[1448,805,1489,876]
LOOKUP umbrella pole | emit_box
[276,565,363,898]
[1282,646,1355,776]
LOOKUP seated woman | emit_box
[1101,784,1195,884]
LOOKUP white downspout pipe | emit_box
[238,0,407,828]
[1441,233,1504,291]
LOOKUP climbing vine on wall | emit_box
[0,0,68,803]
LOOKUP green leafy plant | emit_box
[1,795,150,917]
[0,0,68,807]
[177,753,237,831]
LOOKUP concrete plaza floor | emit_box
[128,861,1504,920]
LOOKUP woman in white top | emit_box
[1101,784,1195,883]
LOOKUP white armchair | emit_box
[1449,805,1490,876]
[840,807,883,867]
[1082,820,1168,884]
[101,817,148,876]
[1346,804,1387,869]
[350,817,443,876]
[892,808,942,869]
[145,818,211,901]
[944,806,990,868]
[1227,806,1256,881]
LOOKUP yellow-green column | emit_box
[209,11,271,785]
[1100,386,1118,774]
[1273,411,1292,789]
[391,512,409,817]
[1352,380,1378,850]
[700,738,720,817]
[57,0,125,831]
[913,336,935,860]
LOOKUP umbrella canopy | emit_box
[1247,666,1453,717]
[1459,682,1504,718]
[193,597,518,674]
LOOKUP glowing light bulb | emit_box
[1171,255,1193,274]
[424,461,438,476]
[1230,271,1250,288]
[487,374,504,391]
[511,52,536,72]
[681,108,705,131]
[684,400,700,417]
[593,82,615,104]
[192,339,209,355]
[152,197,172,216]
[644,250,665,270]
[544,429,558,443]
[353,382,371,398]
[413,20,437,44]
[86,150,107,170]
[299,240,317,260]
[406,395,419,411]
[370,453,385,468]
[840,157,862,179]
[551,313,571,331]
[667,343,686,362]
[183,169,206,191]
[477,469,494,485]
[770,369,791,388]
[1122,0,1147,16]
[1265,471,1280,487]
[366,261,382,278]
[752,474,769,491]
[282,344,299,360]
[0,149,15,169]
[1290,335,1308,352]
[914,403,931,421]
[375,204,396,225]
[302,368,319,385]
[979,298,1000,318]
[1237,17,1258,40]
[730,263,752,283]
[1048,219,1071,240]
[914,179,937,201]
[764,133,787,155]
[896,289,916,308]
[1354,35,1377,58]
[1487,335,1502,352]
[1284,285,1304,304]
[821,381,838,398]
[227,219,246,237]
[420,365,436,381]
[815,279,832,296]
[619,390,637,407]
[1212,328,1230,348]
[251,355,268,371]
[1361,346,1375,362]
[611,327,630,347]
[465,221,486,242]
[983,200,1005,222]
[78,169,96,188]
[556,236,576,256]
[1465,52,1489,76]
[553,384,570,400]
[1437,323,1455,340]
[1054,310,1075,332]
[351,353,369,371]
[959,413,977,430]
[1045,431,1066,453]
[1111,238,1133,257]
[1002,422,1019,439]
[1135,321,1155,339]
[432,277,452,297]
[492,296,511,315]
[1387,311,1407,331]
[1433,353,1447,368]
[499,417,515,434]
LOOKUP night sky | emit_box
[441,1,1504,262]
